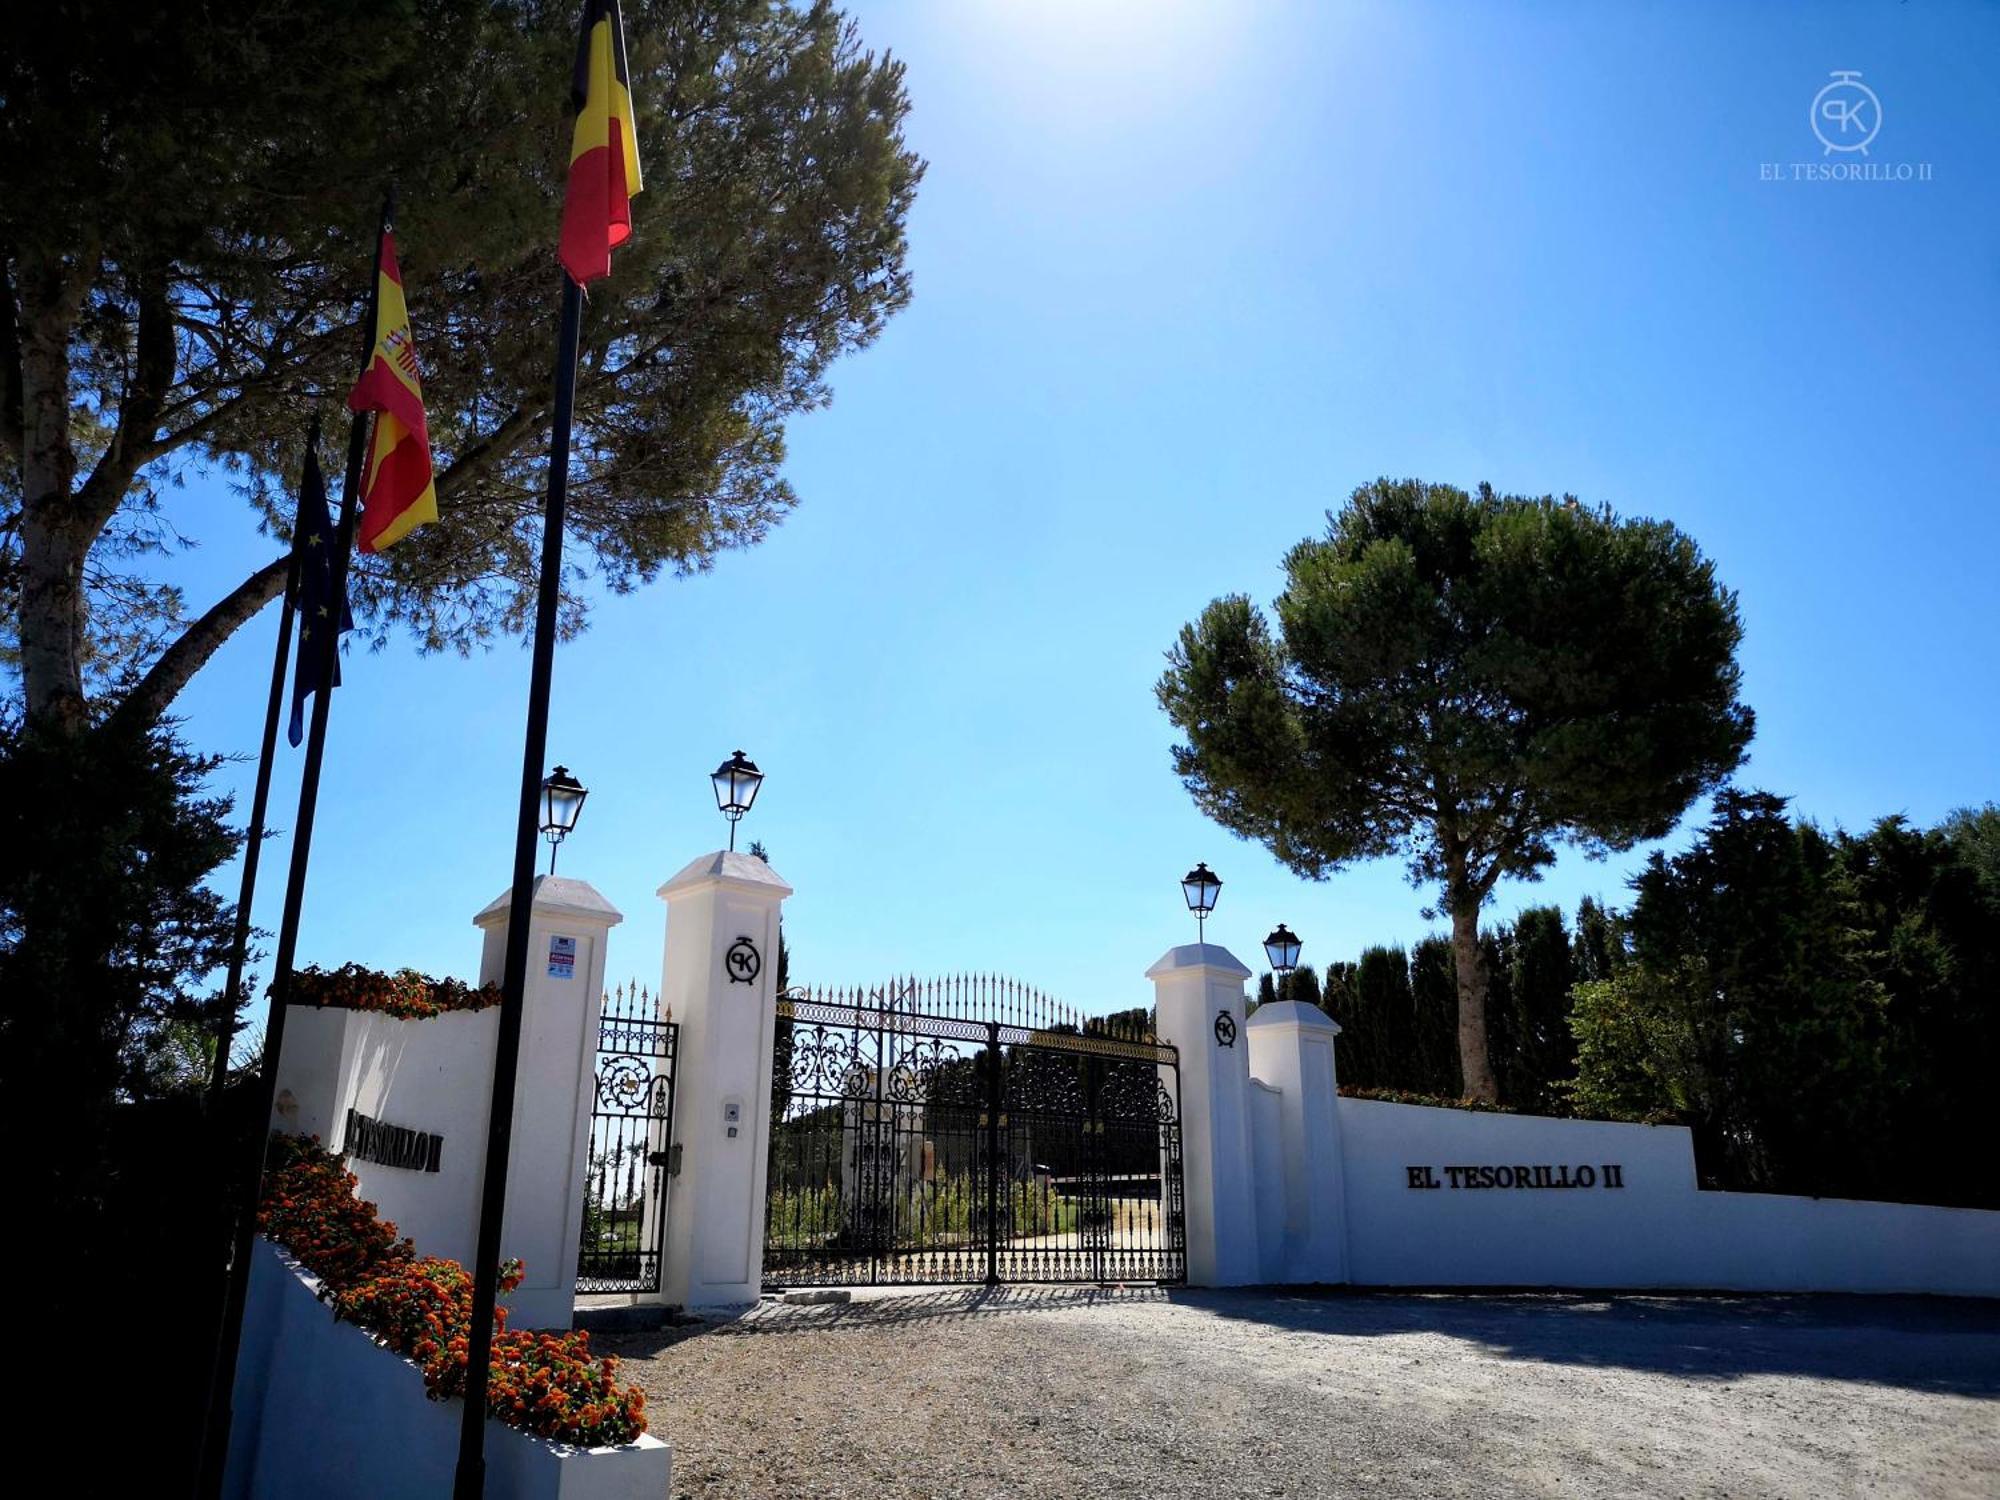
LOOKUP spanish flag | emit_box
[346,232,438,553]
[560,0,643,286]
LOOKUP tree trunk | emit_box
[14,250,90,732]
[1448,886,1500,1104]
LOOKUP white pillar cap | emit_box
[656,849,794,901]
[1245,998,1342,1035]
[1145,942,1252,980]
[472,873,623,931]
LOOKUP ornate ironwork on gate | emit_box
[576,982,679,1294]
[765,976,1185,1288]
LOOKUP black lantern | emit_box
[539,765,588,874]
[1181,862,1222,939]
[711,750,764,851]
[1263,923,1302,976]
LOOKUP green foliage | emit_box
[1319,800,1994,1208]
[764,1174,1079,1250]
[1494,906,1576,1112]
[1409,935,1463,1096]
[1255,963,1323,1011]
[1938,804,2000,905]
[1324,945,1409,1091]
[1567,962,1714,1124]
[0,713,240,1224]
[1567,792,2000,1207]
[1571,894,1620,983]
[3,0,923,717]
[1158,478,1752,1099]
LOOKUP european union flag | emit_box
[287,445,353,746]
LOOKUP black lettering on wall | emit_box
[343,1107,444,1173]
[1403,1161,1629,1191]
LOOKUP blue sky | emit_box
[158,0,1999,1020]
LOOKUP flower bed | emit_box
[288,962,502,1019]
[1338,1086,1521,1115]
[1338,1085,1678,1126]
[260,1135,647,1447]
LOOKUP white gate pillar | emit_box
[470,874,623,1329]
[1245,1000,1348,1284]
[1147,943,1260,1286]
[654,850,792,1311]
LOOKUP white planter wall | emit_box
[224,1240,669,1500]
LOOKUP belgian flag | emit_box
[560,0,643,285]
[346,231,438,553]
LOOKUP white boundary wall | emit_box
[1156,944,2000,1298]
[1337,1097,2000,1295]
[224,1240,669,1500]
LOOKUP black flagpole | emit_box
[452,263,583,1500]
[194,194,391,1500]
[203,416,315,1111]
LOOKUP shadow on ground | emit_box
[600,1284,2000,1398]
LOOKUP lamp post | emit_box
[1180,862,1222,941]
[539,765,588,874]
[1263,923,1302,997]
[711,750,764,851]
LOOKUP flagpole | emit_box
[452,266,583,1500]
[194,196,392,1500]
[203,418,315,1111]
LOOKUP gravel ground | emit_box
[600,1287,2000,1500]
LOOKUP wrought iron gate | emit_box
[576,983,679,1294]
[765,977,1185,1288]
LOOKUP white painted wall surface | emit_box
[473,876,622,1329]
[1148,944,1261,1286]
[1247,1079,1286,1284]
[269,1003,357,1141]
[1333,1096,2000,1296]
[1245,1001,1347,1284]
[655,850,791,1312]
[267,874,620,1329]
[224,1240,669,1500]
[336,1007,499,1270]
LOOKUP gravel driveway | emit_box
[599,1287,2000,1500]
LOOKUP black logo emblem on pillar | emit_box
[1214,1009,1237,1047]
[725,935,762,985]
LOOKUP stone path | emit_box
[600,1287,2000,1499]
